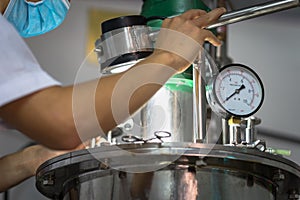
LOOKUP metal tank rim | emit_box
[36,143,300,199]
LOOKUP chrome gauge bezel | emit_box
[206,63,264,118]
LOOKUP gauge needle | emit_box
[225,84,246,102]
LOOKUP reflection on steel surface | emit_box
[36,143,300,200]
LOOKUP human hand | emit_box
[154,8,226,72]
[0,142,86,192]
[27,143,86,175]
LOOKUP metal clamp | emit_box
[121,131,171,144]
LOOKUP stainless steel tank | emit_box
[113,77,194,144]
[36,143,300,200]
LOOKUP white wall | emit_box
[227,8,300,164]
[1,0,299,199]
[228,8,300,138]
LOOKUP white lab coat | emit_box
[0,14,61,107]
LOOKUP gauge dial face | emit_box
[214,64,264,117]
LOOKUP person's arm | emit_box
[0,8,226,150]
[0,144,80,192]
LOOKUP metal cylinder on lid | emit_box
[94,0,218,144]
[95,15,153,73]
[95,15,195,144]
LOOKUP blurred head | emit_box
[3,0,71,37]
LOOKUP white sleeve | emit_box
[0,14,61,107]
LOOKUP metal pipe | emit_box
[149,0,299,43]
[207,0,299,29]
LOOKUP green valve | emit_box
[141,0,213,80]
[165,77,193,93]
[266,148,292,156]
[141,0,211,31]
[141,0,211,19]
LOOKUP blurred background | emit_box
[0,0,299,199]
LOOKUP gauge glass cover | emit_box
[213,64,264,117]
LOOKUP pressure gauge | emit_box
[206,63,264,118]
